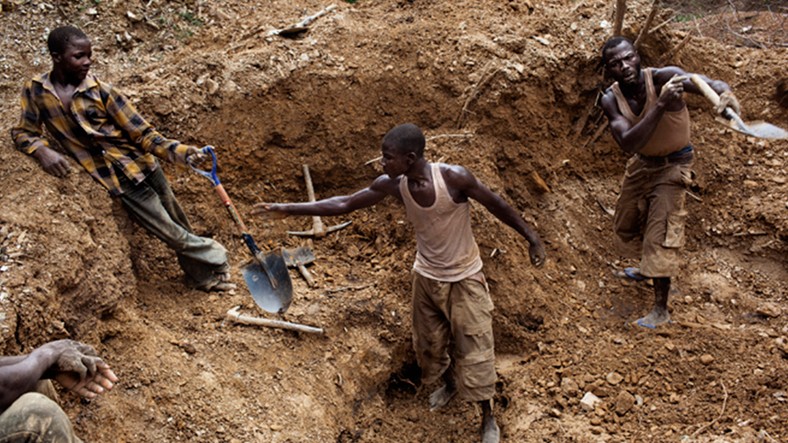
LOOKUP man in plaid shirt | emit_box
[11,25,234,292]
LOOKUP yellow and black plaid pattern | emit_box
[11,73,191,196]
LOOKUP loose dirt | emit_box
[0,0,785,442]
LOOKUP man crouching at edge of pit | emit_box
[252,123,546,443]
[599,36,740,328]
[10,25,235,292]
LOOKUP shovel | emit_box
[282,246,317,287]
[690,74,787,139]
[191,146,293,314]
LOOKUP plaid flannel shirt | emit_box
[10,72,192,196]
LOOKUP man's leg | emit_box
[0,393,81,443]
[118,169,231,290]
[411,273,454,410]
[449,274,498,442]
[636,160,692,328]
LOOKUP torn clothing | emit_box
[117,167,228,288]
[11,73,191,196]
[411,271,496,403]
[0,382,82,443]
[614,151,693,277]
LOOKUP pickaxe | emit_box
[287,164,352,238]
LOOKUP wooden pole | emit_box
[613,0,627,36]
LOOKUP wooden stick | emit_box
[649,15,675,35]
[613,0,627,36]
[582,121,609,149]
[456,62,503,128]
[691,381,728,437]
[658,32,692,64]
[634,0,659,48]
[226,306,324,334]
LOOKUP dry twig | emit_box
[456,62,504,128]
[691,381,728,437]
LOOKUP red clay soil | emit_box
[0,0,785,442]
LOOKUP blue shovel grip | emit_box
[190,146,220,186]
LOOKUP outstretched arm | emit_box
[252,174,401,218]
[443,165,545,266]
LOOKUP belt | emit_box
[637,146,693,165]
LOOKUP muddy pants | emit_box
[117,167,229,288]
[614,150,694,278]
[411,271,496,402]
[0,382,81,443]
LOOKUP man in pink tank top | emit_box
[600,37,739,328]
[253,123,545,443]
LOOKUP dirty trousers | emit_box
[0,382,82,443]
[117,167,228,287]
[411,272,496,402]
[614,153,693,278]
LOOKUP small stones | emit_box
[606,372,624,385]
[699,354,715,365]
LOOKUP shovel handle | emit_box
[690,74,720,107]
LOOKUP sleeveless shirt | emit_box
[399,163,483,282]
[611,68,691,157]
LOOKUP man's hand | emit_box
[251,203,290,220]
[658,75,687,106]
[54,360,118,399]
[528,241,546,267]
[714,91,741,116]
[32,146,70,178]
[184,146,206,166]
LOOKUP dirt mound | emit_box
[0,0,785,442]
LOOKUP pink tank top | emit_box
[611,68,691,157]
[399,163,483,282]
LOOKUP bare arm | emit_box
[252,174,401,218]
[443,165,545,266]
[0,340,118,413]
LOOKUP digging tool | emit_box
[287,164,352,238]
[226,306,324,335]
[191,146,293,314]
[268,4,337,38]
[690,74,787,140]
[282,246,317,287]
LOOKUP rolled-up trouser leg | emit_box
[118,168,228,287]
[0,393,81,443]
[411,272,496,402]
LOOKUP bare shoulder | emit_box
[370,174,401,196]
[439,163,477,189]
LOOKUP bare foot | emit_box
[429,384,457,411]
[635,307,671,329]
[481,416,500,443]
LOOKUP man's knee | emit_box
[0,393,77,442]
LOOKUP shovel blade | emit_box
[739,121,788,140]
[242,253,293,314]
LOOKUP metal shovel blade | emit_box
[719,110,788,139]
[242,253,293,314]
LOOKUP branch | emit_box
[634,0,659,49]
[613,0,627,36]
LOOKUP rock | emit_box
[561,377,579,395]
[606,372,624,385]
[756,302,782,318]
[615,390,635,415]
[580,392,602,411]
[699,354,715,365]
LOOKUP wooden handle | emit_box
[227,307,324,334]
[690,74,721,107]
[302,164,325,236]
